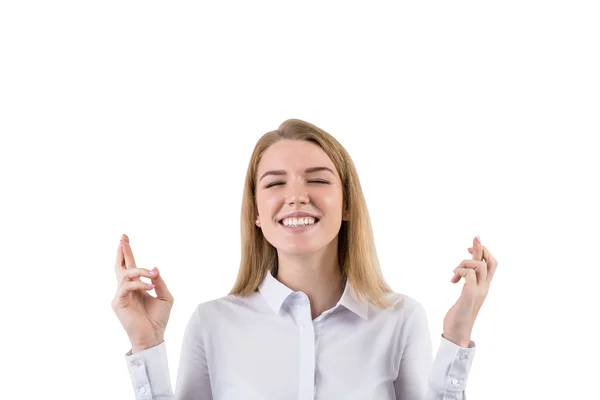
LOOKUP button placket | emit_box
[296,301,316,400]
[313,320,323,392]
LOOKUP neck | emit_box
[275,242,344,320]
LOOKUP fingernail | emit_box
[146,283,155,289]
[149,268,157,275]
[476,236,481,244]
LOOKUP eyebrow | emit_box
[258,167,335,182]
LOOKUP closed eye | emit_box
[265,181,285,188]
[265,180,330,188]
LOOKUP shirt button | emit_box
[131,359,141,367]
[451,378,459,385]
[460,353,468,360]
[139,386,146,394]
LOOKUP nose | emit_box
[285,180,309,205]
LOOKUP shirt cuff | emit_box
[428,334,476,393]
[125,341,173,399]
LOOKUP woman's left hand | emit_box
[442,236,498,347]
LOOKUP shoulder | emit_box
[185,292,270,339]
[373,291,428,324]
[190,291,264,321]
[383,291,424,311]
[193,292,253,313]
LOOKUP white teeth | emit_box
[282,216,316,227]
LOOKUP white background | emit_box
[1,1,598,399]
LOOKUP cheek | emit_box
[322,193,343,212]
[256,193,280,215]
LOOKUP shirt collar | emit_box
[258,270,369,320]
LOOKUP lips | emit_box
[277,212,320,223]
[278,216,320,223]
[278,218,320,227]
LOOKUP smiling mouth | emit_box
[278,216,320,228]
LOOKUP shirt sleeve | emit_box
[393,303,476,400]
[124,305,213,400]
[125,341,173,400]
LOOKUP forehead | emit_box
[257,140,336,174]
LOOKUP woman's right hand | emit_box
[111,234,174,353]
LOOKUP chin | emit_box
[274,236,338,257]
[262,222,339,257]
[277,245,321,257]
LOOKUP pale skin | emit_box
[444,237,497,347]
[254,140,350,319]
[112,139,498,352]
[112,234,174,353]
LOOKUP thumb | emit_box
[150,268,174,303]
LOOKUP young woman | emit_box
[112,119,498,399]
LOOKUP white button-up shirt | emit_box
[125,271,476,399]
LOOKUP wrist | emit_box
[442,332,471,348]
[131,337,163,354]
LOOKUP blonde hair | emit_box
[229,119,393,308]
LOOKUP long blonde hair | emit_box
[229,119,393,307]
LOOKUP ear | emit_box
[342,209,349,221]
[255,215,261,227]
[342,200,349,221]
